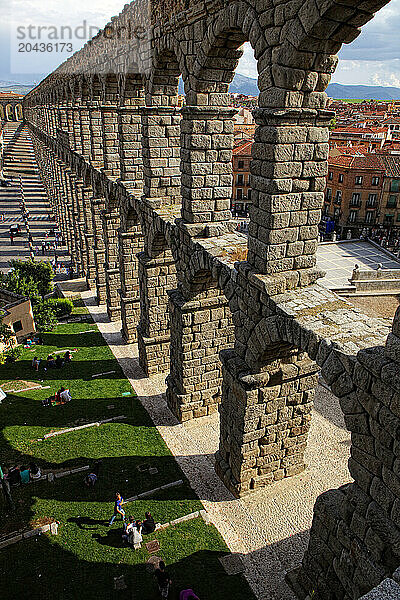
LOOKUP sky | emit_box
[0,0,399,87]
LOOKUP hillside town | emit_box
[231,94,400,254]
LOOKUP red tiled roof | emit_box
[233,141,252,156]
[329,153,385,170]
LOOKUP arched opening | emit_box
[5,104,13,121]
[166,268,234,421]
[119,204,144,343]
[142,48,182,208]
[137,231,177,376]
[118,72,145,187]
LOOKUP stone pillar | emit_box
[91,198,107,304]
[103,208,122,321]
[101,105,121,179]
[141,106,181,207]
[89,101,105,169]
[118,103,144,189]
[81,186,96,289]
[180,106,236,236]
[119,206,143,343]
[65,169,84,276]
[74,178,89,279]
[247,108,332,288]
[166,285,234,421]
[137,244,177,376]
[215,345,319,497]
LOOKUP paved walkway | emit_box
[82,290,352,600]
[0,122,69,273]
[317,240,400,289]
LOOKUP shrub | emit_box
[33,301,58,332]
[5,345,23,362]
[8,260,54,297]
[46,298,73,318]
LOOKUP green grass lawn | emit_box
[0,307,254,600]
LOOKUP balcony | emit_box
[366,202,377,209]
[349,201,362,208]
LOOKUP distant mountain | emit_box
[229,73,259,96]
[326,83,400,100]
[0,80,35,95]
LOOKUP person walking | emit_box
[109,492,126,526]
[155,561,172,599]
[9,232,14,245]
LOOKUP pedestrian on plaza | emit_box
[41,242,46,256]
[109,492,126,526]
[155,561,172,599]
[28,233,33,244]
[9,232,14,245]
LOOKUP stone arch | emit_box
[5,104,13,121]
[15,104,23,121]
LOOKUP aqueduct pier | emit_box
[23,0,400,598]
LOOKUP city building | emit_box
[0,287,36,344]
[232,140,252,216]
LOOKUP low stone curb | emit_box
[125,479,184,503]
[18,465,90,484]
[0,521,58,550]
[156,509,210,531]
[39,416,126,440]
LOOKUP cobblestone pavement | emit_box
[83,291,352,600]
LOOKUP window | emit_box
[387,195,397,208]
[355,175,363,185]
[338,174,344,183]
[351,193,361,206]
[326,188,332,201]
[348,210,357,223]
[13,320,23,333]
[397,213,400,222]
[237,174,244,185]
[328,171,333,180]
[390,179,400,192]
[247,189,252,201]
[334,207,341,219]
[372,176,380,186]
[335,190,342,203]
[367,193,377,206]
[365,212,375,224]
[236,188,243,200]
[384,214,394,224]
[238,160,244,169]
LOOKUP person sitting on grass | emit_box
[131,521,143,549]
[29,462,41,479]
[155,561,172,599]
[122,516,136,545]
[55,355,64,369]
[46,355,56,369]
[59,387,72,403]
[32,357,40,371]
[84,471,98,487]
[20,466,30,484]
[142,511,156,534]
[64,350,72,363]
[109,492,126,526]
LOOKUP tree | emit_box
[32,300,58,332]
[2,270,40,299]
[8,260,54,298]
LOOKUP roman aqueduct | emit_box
[22,0,400,597]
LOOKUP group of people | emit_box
[41,386,72,407]
[3,462,41,485]
[32,351,72,372]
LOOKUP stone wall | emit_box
[24,0,398,598]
